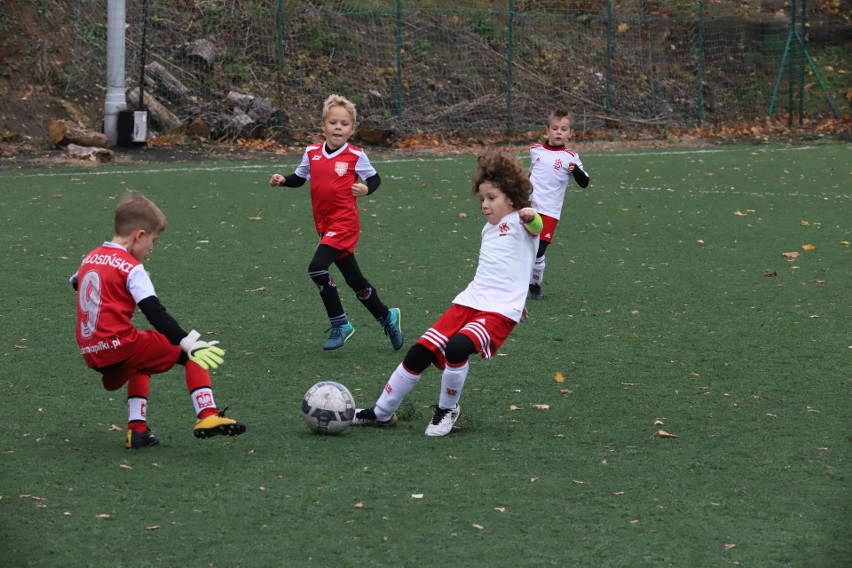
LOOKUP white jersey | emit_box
[452,211,540,322]
[529,143,586,220]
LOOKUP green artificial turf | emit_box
[0,144,849,567]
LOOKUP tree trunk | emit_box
[62,143,114,162]
[48,120,108,148]
[128,88,184,132]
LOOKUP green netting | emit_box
[65,1,848,139]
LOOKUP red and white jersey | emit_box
[529,143,585,220]
[74,242,156,368]
[452,211,540,322]
[294,142,377,238]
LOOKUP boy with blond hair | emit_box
[270,94,403,351]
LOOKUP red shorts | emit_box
[95,330,182,391]
[319,227,359,256]
[539,214,558,244]
[416,304,516,370]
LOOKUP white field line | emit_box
[7,145,848,202]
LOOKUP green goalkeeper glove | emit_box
[180,330,225,370]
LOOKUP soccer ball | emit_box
[301,381,356,435]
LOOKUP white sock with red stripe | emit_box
[190,387,216,418]
[531,255,545,286]
[438,361,468,410]
[127,396,148,433]
[374,363,420,421]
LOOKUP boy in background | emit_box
[528,109,590,300]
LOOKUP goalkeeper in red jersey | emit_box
[270,94,403,352]
[71,192,245,449]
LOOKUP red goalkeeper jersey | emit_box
[74,242,155,368]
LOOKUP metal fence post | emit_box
[697,0,704,125]
[507,0,515,133]
[276,0,284,99]
[606,0,612,118]
[396,0,403,126]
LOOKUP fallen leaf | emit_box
[554,371,565,383]
[734,210,746,216]
[559,388,573,395]
[800,220,809,226]
[458,212,467,219]
[572,480,586,485]
[530,477,539,483]
[764,270,777,277]
[801,244,815,251]
[781,251,799,259]
[688,371,700,378]
[494,507,506,513]
[508,405,522,411]
[628,519,640,524]
[654,419,665,426]
[145,525,160,531]
[119,464,132,470]
[353,502,364,509]
[655,430,680,438]
[613,491,625,496]
[472,524,485,530]
[531,404,550,410]
[724,544,736,551]
[411,494,424,499]
[96,513,111,519]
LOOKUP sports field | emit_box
[1,144,849,567]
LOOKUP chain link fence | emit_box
[65,0,849,139]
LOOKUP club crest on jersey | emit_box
[334,162,348,176]
[498,221,510,236]
[554,158,563,170]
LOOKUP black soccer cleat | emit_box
[126,428,160,449]
[529,284,544,301]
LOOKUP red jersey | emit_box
[294,142,377,247]
[74,242,156,368]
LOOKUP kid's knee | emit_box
[402,343,435,374]
[308,267,332,288]
[445,335,476,365]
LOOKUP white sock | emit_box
[531,255,545,286]
[191,387,216,417]
[438,361,468,410]
[128,396,147,423]
[374,363,420,420]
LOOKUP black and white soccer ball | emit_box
[301,381,356,435]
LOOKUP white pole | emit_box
[104,0,127,146]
